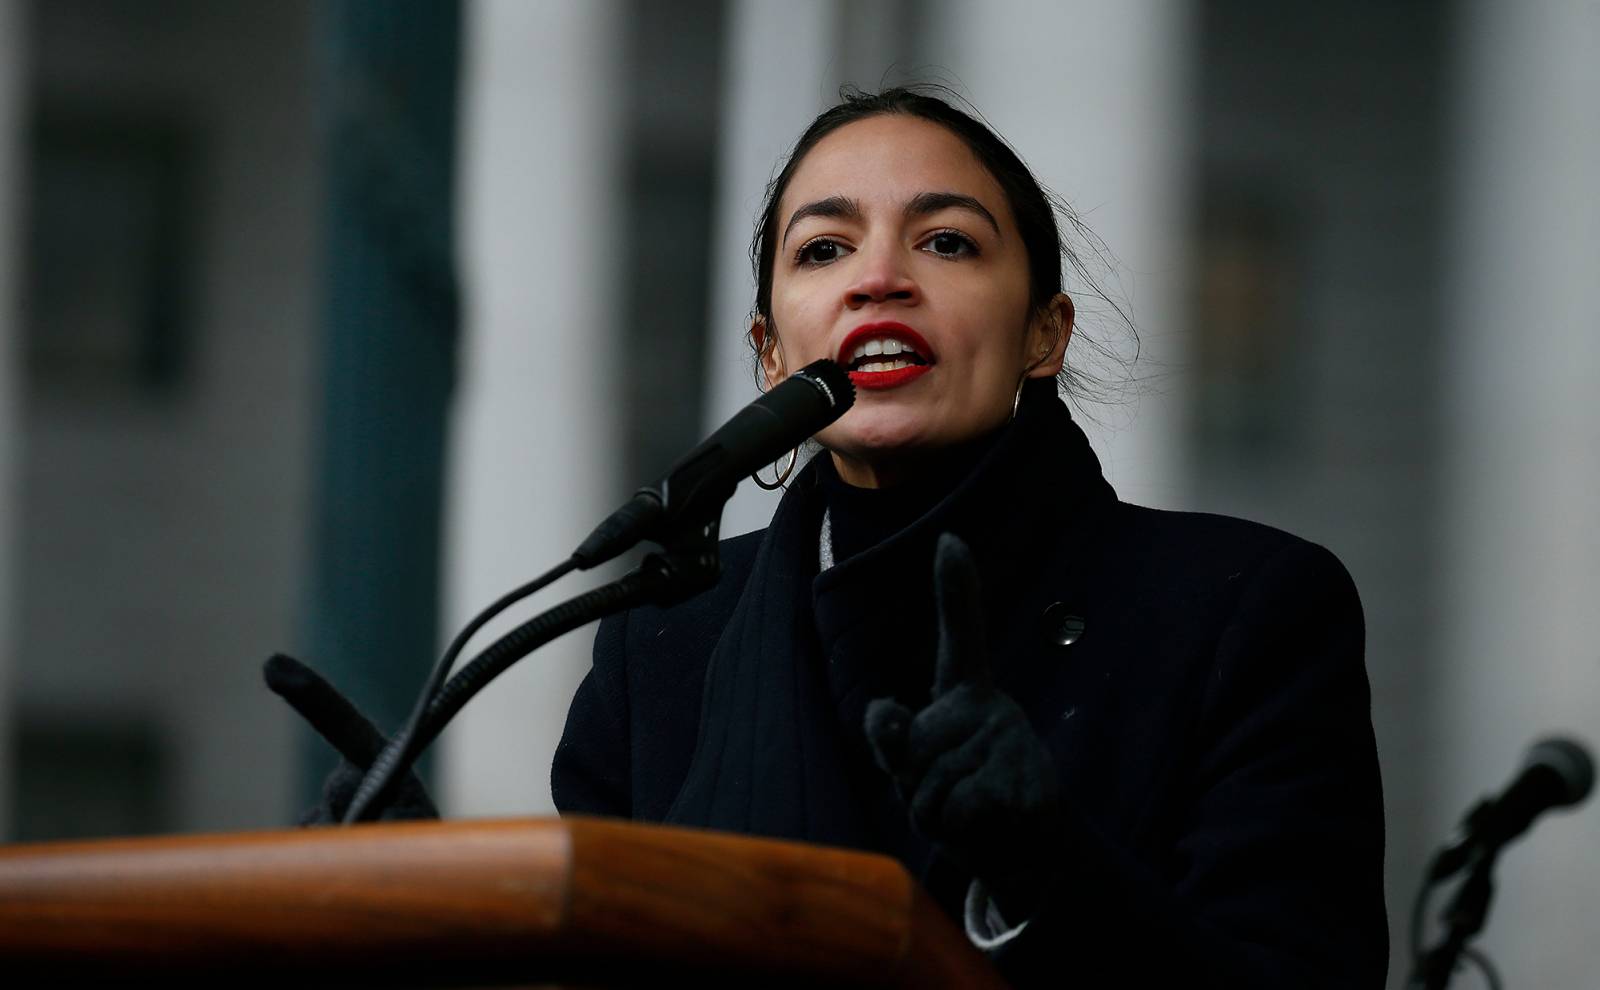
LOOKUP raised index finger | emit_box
[932,532,993,697]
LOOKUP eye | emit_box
[795,236,853,266]
[923,229,979,259]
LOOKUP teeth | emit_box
[849,336,921,363]
[846,334,929,369]
[855,358,915,374]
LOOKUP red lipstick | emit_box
[837,322,936,391]
[852,363,931,389]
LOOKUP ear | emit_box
[1024,293,1074,379]
[751,318,786,389]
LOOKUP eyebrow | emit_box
[781,191,1002,247]
[782,196,861,247]
[905,191,1001,237]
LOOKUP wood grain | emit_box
[0,816,1007,987]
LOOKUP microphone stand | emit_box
[1408,850,1501,990]
[339,357,855,822]
[345,516,723,822]
[417,521,723,740]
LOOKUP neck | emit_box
[827,451,912,490]
[826,430,1004,491]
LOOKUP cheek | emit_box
[770,285,834,361]
[949,290,1033,373]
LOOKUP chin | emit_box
[826,411,934,455]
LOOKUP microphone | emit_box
[344,360,852,822]
[574,358,854,568]
[1429,736,1594,880]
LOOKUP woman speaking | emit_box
[551,88,1386,987]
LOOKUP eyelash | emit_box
[791,229,981,266]
[793,236,846,266]
[923,228,980,258]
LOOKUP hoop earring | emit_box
[1012,376,1026,420]
[752,447,798,490]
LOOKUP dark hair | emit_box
[749,85,1135,406]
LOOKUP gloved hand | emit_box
[864,533,1062,921]
[263,653,438,825]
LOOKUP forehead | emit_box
[779,115,1014,226]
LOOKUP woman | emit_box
[551,88,1386,987]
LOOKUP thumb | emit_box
[864,697,914,777]
[933,532,992,697]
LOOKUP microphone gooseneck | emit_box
[344,359,854,823]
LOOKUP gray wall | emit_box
[12,0,314,836]
[0,0,25,832]
[1190,1,1452,970]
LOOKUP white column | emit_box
[441,0,623,817]
[704,0,841,538]
[1436,2,1600,985]
[922,0,1194,507]
[0,0,24,837]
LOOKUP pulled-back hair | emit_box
[749,85,1136,406]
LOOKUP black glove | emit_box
[864,533,1062,921]
[263,653,438,825]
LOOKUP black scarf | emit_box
[663,381,1116,869]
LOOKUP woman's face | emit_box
[759,114,1070,488]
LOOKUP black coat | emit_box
[552,384,1387,988]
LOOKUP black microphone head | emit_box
[1524,736,1595,807]
[788,358,855,415]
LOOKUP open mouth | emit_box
[837,322,936,388]
[846,342,930,374]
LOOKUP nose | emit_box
[844,240,919,309]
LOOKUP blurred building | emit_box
[0,2,1594,987]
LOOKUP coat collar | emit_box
[664,381,1116,852]
[812,381,1116,750]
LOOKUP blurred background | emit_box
[0,1,1594,986]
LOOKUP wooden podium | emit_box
[0,816,1009,987]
